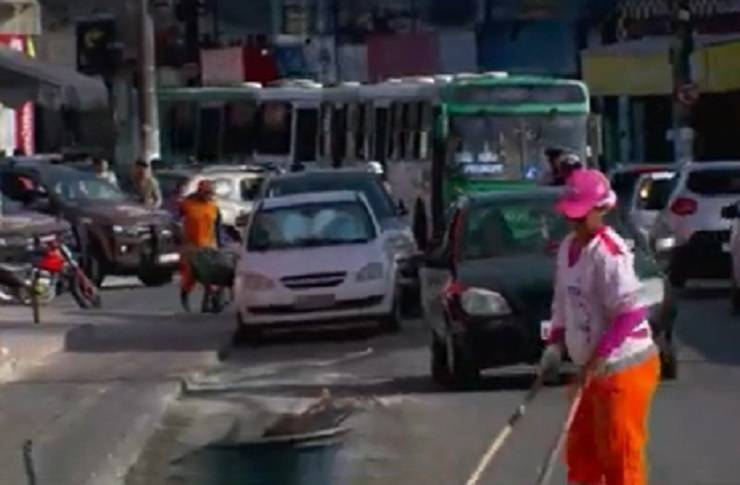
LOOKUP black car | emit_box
[259,169,421,310]
[422,188,678,389]
[0,160,181,287]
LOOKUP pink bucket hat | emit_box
[556,169,617,219]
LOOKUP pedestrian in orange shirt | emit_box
[179,180,222,312]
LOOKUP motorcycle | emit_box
[0,241,101,309]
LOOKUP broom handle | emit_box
[465,370,547,485]
[535,387,583,485]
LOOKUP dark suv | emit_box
[0,160,181,287]
[0,192,72,265]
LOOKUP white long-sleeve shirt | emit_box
[551,227,653,366]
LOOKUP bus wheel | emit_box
[413,198,429,251]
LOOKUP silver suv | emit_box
[652,161,740,287]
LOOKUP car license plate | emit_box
[540,320,552,341]
[158,253,180,264]
[294,294,335,310]
[722,242,731,253]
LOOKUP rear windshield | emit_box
[265,176,396,220]
[687,169,740,195]
[611,172,643,201]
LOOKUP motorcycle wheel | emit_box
[70,272,102,309]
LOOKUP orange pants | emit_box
[567,354,660,485]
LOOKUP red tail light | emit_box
[670,197,697,216]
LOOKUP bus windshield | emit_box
[447,113,588,180]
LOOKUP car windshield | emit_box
[248,200,376,251]
[461,197,568,260]
[157,174,189,200]
[687,168,740,195]
[447,114,588,179]
[48,171,128,203]
[265,175,397,220]
[461,195,639,261]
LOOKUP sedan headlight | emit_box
[460,288,512,317]
[240,272,276,291]
[357,262,384,282]
[654,236,676,252]
[384,234,416,257]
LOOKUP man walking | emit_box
[132,159,162,209]
[179,180,222,312]
[93,157,119,188]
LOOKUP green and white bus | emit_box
[155,74,598,246]
[428,74,597,239]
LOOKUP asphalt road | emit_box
[0,279,233,485]
[127,284,740,484]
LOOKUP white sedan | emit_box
[233,190,401,342]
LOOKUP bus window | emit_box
[257,102,292,156]
[399,103,410,160]
[419,102,432,160]
[331,105,347,167]
[318,103,331,162]
[197,106,223,161]
[354,104,368,161]
[374,107,388,163]
[168,102,196,155]
[406,102,421,160]
[223,101,257,159]
[295,108,318,163]
[389,103,403,161]
[345,103,358,163]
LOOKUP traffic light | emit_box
[76,17,118,76]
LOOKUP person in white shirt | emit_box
[540,169,659,485]
[92,157,119,188]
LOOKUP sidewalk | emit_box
[0,297,235,485]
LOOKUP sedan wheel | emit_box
[381,287,403,333]
[232,312,262,347]
[431,333,449,385]
[445,331,479,390]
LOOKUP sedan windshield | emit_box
[248,201,376,251]
[48,171,128,203]
[462,196,637,260]
[462,198,568,260]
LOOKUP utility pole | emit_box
[670,0,695,163]
[139,0,161,162]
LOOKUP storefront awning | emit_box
[0,45,108,110]
[581,34,740,97]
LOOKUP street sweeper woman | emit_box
[540,169,660,485]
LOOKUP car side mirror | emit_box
[721,204,739,219]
